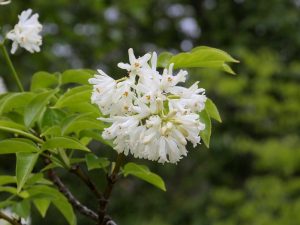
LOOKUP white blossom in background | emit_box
[89,48,207,164]
[0,0,10,5]
[0,77,7,94]
[0,208,31,225]
[6,9,42,54]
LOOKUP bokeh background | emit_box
[1,0,300,225]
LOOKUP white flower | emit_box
[90,48,207,164]
[6,9,42,54]
[0,0,10,5]
[0,77,7,94]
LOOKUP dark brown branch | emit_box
[44,158,98,221]
[98,153,125,225]
[0,211,22,225]
[70,165,103,199]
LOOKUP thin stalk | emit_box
[0,43,24,91]
[0,211,21,225]
[0,126,44,144]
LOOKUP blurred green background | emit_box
[1,0,300,225]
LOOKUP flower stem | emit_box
[0,43,24,92]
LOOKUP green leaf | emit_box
[24,90,57,128]
[12,199,31,219]
[123,162,166,191]
[0,176,16,186]
[199,109,212,148]
[205,98,222,122]
[157,52,173,67]
[85,154,110,171]
[158,46,239,74]
[30,71,59,91]
[40,125,62,137]
[40,108,67,130]
[33,199,51,218]
[0,187,28,198]
[62,115,105,136]
[0,92,34,115]
[27,185,76,225]
[0,118,28,131]
[61,69,95,85]
[0,139,39,154]
[80,130,113,148]
[54,85,92,108]
[16,152,39,192]
[53,198,77,225]
[42,137,90,152]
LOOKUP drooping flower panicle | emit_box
[89,48,207,164]
[6,9,42,54]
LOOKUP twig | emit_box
[0,211,22,225]
[44,157,98,221]
[70,165,103,199]
[98,153,125,225]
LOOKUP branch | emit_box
[70,165,103,199]
[0,211,22,225]
[98,153,125,225]
[44,157,98,221]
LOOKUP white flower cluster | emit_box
[6,9,42,54]
[89,49,207,163]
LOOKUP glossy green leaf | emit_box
[0,176,16,186]
[205,98,222,122]
[62,115,105,135]
[42,137,90,152]
[157,46,239,74]
[53,198,77,225]
[30,71,58,91]
[61,69,95,85]
[34,199,51,218]
[40,125,62,137]
[0,187,28,198]
[123,162,166,191]
[40,108,66,130]
[54,85,92,108]
[0,139,39,154]
[85,153,110,171]
[0,119,28,131]
[24,90,57,127]
[199,109,212,148]
[0,92,34,115]
[16,152,39,192]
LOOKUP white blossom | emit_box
[0,0,10,5]
[6,9,42,54]
[89,49,207,164]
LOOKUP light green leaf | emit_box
[123,162,166,191]
[40,125,62,137]
[205,98,222,122]
[0,176,16,186]
[16,152,39,192]
[157,52,173,67]
[54,85,92,108]
[0,92,34,115]
[62,116,105,135]
[33,199,51,218]
[0,119,28,131]
[199,109,212,148]
[30,71,59,91]
[0,187,28,198]
[85,154,110,171]
[24,90,57,127]
[42,137,90,152]
[40,108,66,130]
[158,46,239,74]
[61,69,95,85]
[0,139,39,154]
[53,198,77,225]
